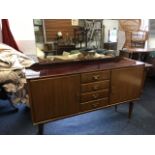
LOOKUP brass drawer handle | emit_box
[93,85,99,90]
[93,75,100,80]
[92,102,100,108]
[92,94,99,99]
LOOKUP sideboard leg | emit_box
[128,102,134,119]
[115,105,117,112]
[38,124,44,135]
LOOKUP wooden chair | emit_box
[119,19,145,48]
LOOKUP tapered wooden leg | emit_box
[128,102,134,119]
[115,105,117,112]
[38,124,44,135]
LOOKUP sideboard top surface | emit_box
[27,57,144,79]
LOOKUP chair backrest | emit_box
[131,31,148,48]
[119,19,148,48]
[119,19,141,32]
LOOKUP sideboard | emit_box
[27,57,145,134]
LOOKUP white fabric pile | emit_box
[0,43,35,71]
[0,43,35,105]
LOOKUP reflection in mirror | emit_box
[33,19,119,63]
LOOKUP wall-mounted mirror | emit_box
[33,19,119,63]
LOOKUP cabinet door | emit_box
[29,75,80,123]
[110,66,144,104]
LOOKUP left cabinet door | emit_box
[28,75,80,124]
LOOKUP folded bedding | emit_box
[0,49,35,70]
[0,43,35,105]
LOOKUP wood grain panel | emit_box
[43,19,74,42]
[29,75,80,123]
[110,66,144,104]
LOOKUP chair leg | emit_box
[38,124,44,135]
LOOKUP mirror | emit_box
[33,19,119,63]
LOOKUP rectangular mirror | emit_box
[33,19,119,63]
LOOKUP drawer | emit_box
[80,98,109,112]
[81,70,110,83]
[81,80,109,93]
[81,89,109,103]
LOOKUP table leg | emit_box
[38,124,44,135]
[128,102,134,119]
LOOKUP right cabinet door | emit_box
[110,66,144,104]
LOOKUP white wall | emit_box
[149,36,155,48]
[0,19,36,55]
[103,19,119,42]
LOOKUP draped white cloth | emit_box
[0,43,35,105]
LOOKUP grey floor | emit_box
[0,77,155,135]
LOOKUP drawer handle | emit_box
[92,102,100,108]
[93,85,99,90]
[93,75,100,80]
[92,94,99,99]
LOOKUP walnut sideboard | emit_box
[27,57,145,134]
